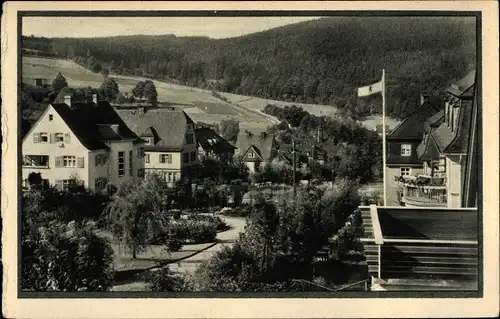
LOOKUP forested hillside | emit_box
[22,17,476,119]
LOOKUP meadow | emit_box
[22,56,400,132]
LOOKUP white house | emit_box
[22,95,145,192]
[117,106,199,184]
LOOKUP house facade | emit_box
[397,70,477,208]
[385,95,442,206]
[22,95,145,192]
[117,106,199,184]
[235,132,276,173]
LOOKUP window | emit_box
[401,144,411,157]
[55,133,64,142]
[144,137,154,145]
[128,150,133,176]
[145,153,150,163]
[39,133,48,143]
[183,153,189,163]
[55,179,72,191]
[118,151,125,176]
[400,167,411,176]
[159,154,172,164]
[186,133,194,144]
[63,156,76,167]
[23,155,49,168]
[54,156,83,168]
[95,154,108,167]
[95,177,108,193]
[247,151,255,159]
[191,151,196,161]
[49,114,53,121]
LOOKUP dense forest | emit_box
[22,17,476,119]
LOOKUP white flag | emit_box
[358,79,383,97]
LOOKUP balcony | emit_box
[395,175,447,208]
[22,155,50,169]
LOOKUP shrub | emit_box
[147,266,186,292]
[22,220,114,292]
[187,214,230,232]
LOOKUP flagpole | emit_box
[382,69,387,206]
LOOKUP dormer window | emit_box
[401,144,411,157]
[186,133,194,144]
[144,137,154,145]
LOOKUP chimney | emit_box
[420,94,430,106]
[110,124,119,135]
[92,94,98,104]
[64,95,72,107]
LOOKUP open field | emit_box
[23,56,400,133]
[23,56,276,132]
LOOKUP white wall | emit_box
[88,149,110,191]
[446,155,465,208]
[22,105,91,187]
[107,141,137,186]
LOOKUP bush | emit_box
[152,218,218,245]
[147,266,186,292]
[219,205,251,217]
[187,214,230,232]
[22,220,114,292]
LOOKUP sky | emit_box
[22,16,321,39]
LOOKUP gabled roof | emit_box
[387,102,442,140]
[195,127,236,155]
[417,72,476,159]
[236,132,275,161]
[117,108,194,152]
[47,101,142,150]
[243,145,263,161]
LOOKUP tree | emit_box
[218,119,240,143]
[91,62,103,74]
[21,190,114,291]
[27,172,42,187]
[132,81,145,100]
[101,68,110,78]
[99,78,119,102]
[143,80,158,107]
[52,72,68,91]
[103,174,175,258]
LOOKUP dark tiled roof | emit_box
[195,127,236,155]
[447,69,475,97]
[117,108,194,152]
[424,110,445,129]
[50,101,142,150]
[387,102,442,140]
[236,132,275,161]
[417,135,440,161]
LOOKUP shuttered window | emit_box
[118,152,125,176]
[77,157,84,168]
[128,151,133,176]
